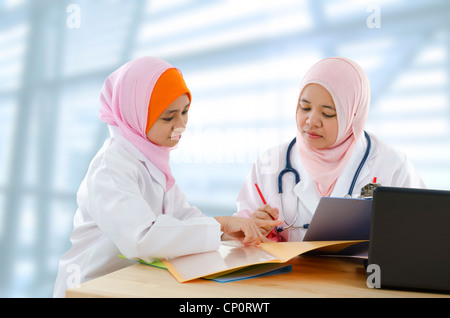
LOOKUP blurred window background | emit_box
[0,0,449,297]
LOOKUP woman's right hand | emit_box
[251,204,281,236]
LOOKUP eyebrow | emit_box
[162,104,190,115]
[300,98,335,110]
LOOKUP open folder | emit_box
[161,240,365,283]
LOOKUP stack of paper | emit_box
[161,240,364,282]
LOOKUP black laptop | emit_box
[368,186,450,293]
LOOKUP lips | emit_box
[170,134,182,140]
[170,127,185,140]
[305,130,322,139]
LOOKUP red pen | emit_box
[254,183,267,204]
[255,183,278,224]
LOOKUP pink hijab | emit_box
[296,57,371,196]
[99,56,179,191]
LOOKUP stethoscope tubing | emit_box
[277,131,371,232]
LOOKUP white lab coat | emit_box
[235,131,426,242]
[53,126,221,297]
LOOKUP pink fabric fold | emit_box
[296,57,371,196]
[99,56,178,191]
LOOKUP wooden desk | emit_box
[66,256,449,298]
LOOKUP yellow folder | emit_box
[162,240,365,282]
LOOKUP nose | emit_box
[306,110,322,127]
[174,113,187,129]
[172,115,187,136]
[171,116,186,141]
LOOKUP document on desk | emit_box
[206,263,293,283]
[162,240,364,283]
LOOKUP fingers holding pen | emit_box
[257,204,280,220]
[253,184,283,237]
[251,205,282,236]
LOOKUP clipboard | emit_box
[304,197,372,241]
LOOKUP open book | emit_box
[162,240,365,282]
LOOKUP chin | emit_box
[303,137,326,149]
[166,139,180,147]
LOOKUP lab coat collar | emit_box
[108,125,167,189]
[291,145,319,216]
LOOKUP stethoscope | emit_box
[276,131,371,232]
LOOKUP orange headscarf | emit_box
[146,68,191,133]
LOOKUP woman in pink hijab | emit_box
[53,56,279,297]
[233,57,425,242]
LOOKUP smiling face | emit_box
[146,94,190,147]
[296,83,339,149]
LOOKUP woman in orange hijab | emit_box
[53,57,280,297]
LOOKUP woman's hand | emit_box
[251,205,281,236]
[214,216,281,246]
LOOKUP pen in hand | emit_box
[254,183,280,221]
[254,183,282,239]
